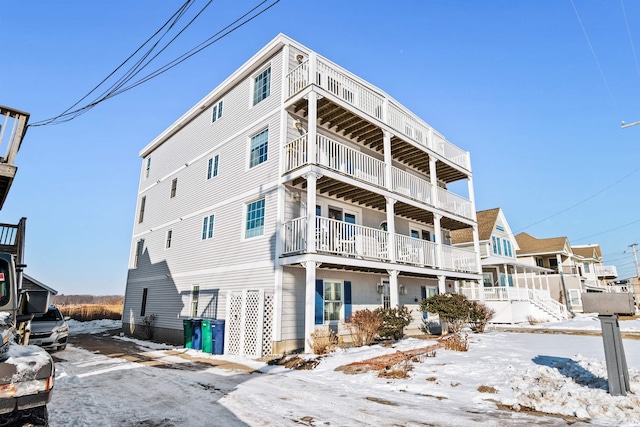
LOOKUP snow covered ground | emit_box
[47,315,640,426]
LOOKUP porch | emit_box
[284,133,473,221]
[282,216,477,274]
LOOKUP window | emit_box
[202,215,214,240]
[250,129,269,167]
[190,285,200,317]
[145,157,151,178]
[138,196,146,223]
[495,224,505,232]
[245,199,265,238]
[170,178,177,198]
[492,236,497,254]
[165,229,172,249]
[535,257,544,267]
[324,281,342,321]
[583,262,591,273]
[483,273,493,287]
[211,100,223,122]
[207,155,219,179]
[140,288,148,316]
[134,240,143,268]
[503,239,512,257]
[569,289,581,307]
[253,67,271,105]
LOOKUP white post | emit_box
[304,261,317,353]
[385,196,396,263]
[429,156,437,208]
[438,276,446,294]
[306,172,318,253]
[383,131,393,192]
[434,213,442,268]
[388,270,399,307]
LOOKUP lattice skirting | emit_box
[225,290,274,357]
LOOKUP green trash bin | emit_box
[201,319,212,354]
[183,319,193,349]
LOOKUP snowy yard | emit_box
[47,316,640,426]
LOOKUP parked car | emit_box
[28,306,69,351]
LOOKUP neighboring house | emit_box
[452,208,566,323]
[122,34,481,356]
[22,274,58,297]
[572,244,618,289]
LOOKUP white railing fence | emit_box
[436,186,473,220]
[391,168,433,206]
[316,135,386,187]
[395,234,438,267]
[283,134,308,173]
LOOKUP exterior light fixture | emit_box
[296,54,304,63]
[294,119,303,131]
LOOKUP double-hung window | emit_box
[253,67,271,105]
[190,285,200,317]
[202,215,215,240]
[250,129,269,167]
[324,281,342,322]
[207,155,219,179]
[583,262,591,273]
[134,240,143,268]
[212,100,223,122]
[165,230,173,249]
[170,178,177,198]
[145,157,151,178]
[138,196,146,223]
[245,198,265,238]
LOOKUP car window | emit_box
[0,260,10,307]
[33,308,62,322]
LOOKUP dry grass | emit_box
[378,360,413,379]
[57,304,122,321]
[308,329,341,355]
[477,385,498,394]
[442,333,468,352]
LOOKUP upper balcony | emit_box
[284,133,473,222]
[286,57,470,175]
[596,265,618,278]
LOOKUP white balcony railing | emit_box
[458,286,568,320]
[282,217,476,274]
[596,265,618,277]
[286,57,470,170]
[283,134,473,220]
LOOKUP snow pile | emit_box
[501,354,640,425]
[67,319,121,335]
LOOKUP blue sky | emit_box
[2,0,639,295]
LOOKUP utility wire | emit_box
[29,0,280,127]
[570,0,621,115]
[514,164,640,232]
[621,0,640,81]
[572,218,640,242]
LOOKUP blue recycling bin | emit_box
[211,319,225,355]
[191,319,203,351]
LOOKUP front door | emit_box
[381,280,390,309]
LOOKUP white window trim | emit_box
[165,229,173,250]
[250,63,272,108]
[408,221,435,241]
[202,214,215,240]
[211,99,223,123]
[323,280,344,324]
[243,198,266,240]
[247,127,270,170]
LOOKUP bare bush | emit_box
[468,301,496,333]
[526,315,543,325]
[442,333,469,352]
[308,329,341,355]
[378,359,413,379]
[347,309,383,347]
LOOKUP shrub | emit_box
[141,314,157,340]
[308,329,340,354]
[468,301,495,333]
[374,306,413,340]
[347,309,383,347]
[526,315,543,325]
[420,293,470,334]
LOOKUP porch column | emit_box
[503,264,509,300]
[471,224,482,274]
[307,91,318,165]
[434,213,443,268]
[438,276,446,294]
[388,269,400,307]
[429,156,437,208]
[514,267,522,298]
[304,261,317,353]
[385,196,397,263]
[383,131,393,192]
[305,172,319,253]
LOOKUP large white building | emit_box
[122,34,482,355]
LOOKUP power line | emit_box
[570,0,621,115]
[29,0,281,127]
[620,0,640,81]
[514,164,640,232]
[572,218,640,242]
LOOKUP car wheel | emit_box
[57,344,67,351]
[0,405,49,427]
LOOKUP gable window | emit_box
[202,215,214,240]
[190,285,200,317]
[503,240,512,257]
[170,178,177,198]
[253,67,271,106]
[250,129,269,167]
[140,288,148,317]
[138,196,146,223]
[211,100,223,122]
[145,157,151,178]
[245,198,265,238]
[165,229,173,249]
[207,155,219,179]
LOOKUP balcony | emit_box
[286,58,470,171]
[282,217,477,274]
[596,265,618,278]
[283,133,473,221]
